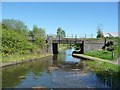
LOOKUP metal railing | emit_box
[65,34,94,38]
[47,34,95,40]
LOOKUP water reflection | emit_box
[2,49,120,89]
[96,72,119,88]
[2,57,50,88]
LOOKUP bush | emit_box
[2,29,34,56]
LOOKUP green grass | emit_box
[85,60,120,73]
[2,52,52,63]
[84,50,116,60]
[84,45,118,60]
[85,37,119,61]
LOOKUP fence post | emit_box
[112,51,114,59]
[75,34,77,43]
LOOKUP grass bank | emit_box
[83,60,120,88]
[84,60,120,73]
[84,37,119,61]
[2,51,53,67]
[84,49,118,61]
[2,53,52,63]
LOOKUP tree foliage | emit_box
[57,27,66,38]
[2,29,34,56]
[32,25,46,47]
[2,19,46,57]
[2,19,28,32]
[96,25,104,38]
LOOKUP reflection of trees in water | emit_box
[97,72,120,88]
[58,50,66,62]
[47,55,59,74]
[2,57,52,88]
[52,55,58,67]
[2,64,30,88]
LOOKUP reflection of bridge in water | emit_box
[46,34,105,54]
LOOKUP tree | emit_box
[2,29,33,55]
[32,25,46,47]
[2,19,35,56]
[2,19,28,32]
[56,27,66,38]
[1,19,48,57]
[96,24,104,38]
[61,30,65,37]
[33,25,46,39]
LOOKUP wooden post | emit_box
[112,51,114,59]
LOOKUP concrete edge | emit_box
[72,54,119,65]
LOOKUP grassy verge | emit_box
[84,60,120,88]
[2,52,52,63]
[84,50,114,60]
[84,49,117,61]
[85,60,120,73]
[84,37,119,61]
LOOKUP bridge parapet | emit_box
[52,38,104,44]
[84,39,104,44]
[52,38,83,44]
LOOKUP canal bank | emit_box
[72,53,120,75]
[1,53,53,67]
[1,45,67,67]
[72,54,119,65]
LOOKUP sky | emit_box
[2,2,118,37]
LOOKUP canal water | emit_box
[2,48,119,88]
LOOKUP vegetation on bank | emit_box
[1,19,67,63]
[84,60,120,88]
[85,60,120,73]
[84,49,117,60]
[2,49,52,63]
[84,37,119,60]
[1,19,47,62]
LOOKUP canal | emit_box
[2,48,119,88]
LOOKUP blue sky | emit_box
[2,2,118,37]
